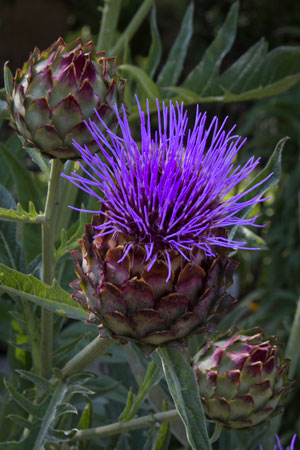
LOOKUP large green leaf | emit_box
[218,38,268,93]
[182,2,238,94]
[144,6,162,79]
[157,3,194,87]
[0,263,88,321]
[157,348,211,450]
[119,64,159,100]
[229,137,288,240]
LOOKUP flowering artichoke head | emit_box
[64,99,272,353]
[6,37,125,160]
[193,328,292,429]
[71,215,237,353]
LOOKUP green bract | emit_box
[193,328,292,429]
[6,37,125,160]
[70,216,237,353]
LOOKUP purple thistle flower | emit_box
[63,98,270,276]
[259,434,297,450]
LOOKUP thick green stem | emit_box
[97,0,122,52]
[109,0,154,57]
[40,159,63,378]
[71,409,179,441]
[62,336,114,378]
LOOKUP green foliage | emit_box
[157,348,211,450]
[0,0,299,449]
[0,202,43,224]
[120,2,300,115]
[229,137,288,243]
[0,263,88,321]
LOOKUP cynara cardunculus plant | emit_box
[5,37,125,160]
[64,99,270,352]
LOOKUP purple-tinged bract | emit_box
[65,99,269,271]
[193,328,292,429]
[6,37,125,160]
[66,99,271,351]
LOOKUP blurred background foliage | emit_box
[0,0,300,448]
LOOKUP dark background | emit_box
[1,0,300,84]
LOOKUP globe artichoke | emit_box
[6,37,125,160]
[193,328,292,429]
[64,99,270,351]
[71,216,237,352]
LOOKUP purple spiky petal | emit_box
[63,97,271,269]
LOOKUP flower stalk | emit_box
[70,409,179,441]
[62,336,114,378]
[40,159,63,378]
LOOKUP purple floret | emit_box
[63,97,271,276]
[260,434,297,450]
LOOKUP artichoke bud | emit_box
[193,328,293,429]
[70,215,238,353]
[6,37,125,160]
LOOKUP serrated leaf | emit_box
[157,3,194,87]
[8,414,35,430]
[157,348,211,450]
[67,372,96,386]
[56,403,78,417]
[66,384,95,396]
[219,38,268,93]
[119,64,159,100]
[0,263,88,321]
[46,427,78,442]
[183,2,238,94]
[32,381,68,450]
[16,369,54,394]
[53,333,86,365]
[0,202,43,224]
[229,137,288,240]
[55,212,86,261]
[144,6,162,79]
[77,398,92,429]
[5,379,49,419]
[4,62,13,96]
